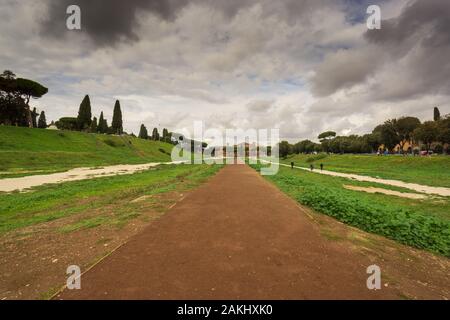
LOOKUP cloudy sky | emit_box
[1,0,449,141]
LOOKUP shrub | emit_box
[104,139,118,147]
[306,154,328,163]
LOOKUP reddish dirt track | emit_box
[57,165,402,299]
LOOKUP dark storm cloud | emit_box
[364,0,450,100]
[41,0,342,47]
[312,0,450,99]
[365,0,450,48]
[42,0,192,46]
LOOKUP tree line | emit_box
[57,94,173,143]
[55,95,124,135]
[0,70,48,128]
[137,124,172,143]
[278,107,450,158]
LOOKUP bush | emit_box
[306,154,328,163]
[55,117,78,131]
[104,139,118,147]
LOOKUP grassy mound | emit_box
[0,126,174,175]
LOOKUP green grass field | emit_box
[253,163,450,257]
[0,164,220,234]
[281,153,450,188]
[0,126,174,177]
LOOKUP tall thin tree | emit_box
[111,100,123,135]
[138,124,148,139]
[37,111,47,129]
[77,95,92,130]
[434,107,441,121]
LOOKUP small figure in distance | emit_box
[291,162,294,169]
[310,164,314,171]
[320,163,323,171]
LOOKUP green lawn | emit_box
[252,163,450,257]
[0,164,220,234]
[0,126,174,176]
[281,153,450,188]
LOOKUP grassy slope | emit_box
[253,164,450,257]
[0,164,220,234]
[282,154,450,188]
[0,126,174,176]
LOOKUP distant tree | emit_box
[56,117,78,130]
[161,128,168,141]
[152,127,160,141]
[413,121,438,151]
[15,78,48,127]
[77,95,92,130]
[98,111,108,134]
[111,100,123,135]
[0,71,48,127]
[278,141,292,159]
[37,111,47,128]
[0,70,21,126]
[103,119,109,133]
[318,131,336,153]
[318,131,336,140]
[90,116,98,133]
[395,117,421,153]
[31,107,38,128]
[138,124,148,139]
[364,132,382,152]
[379,120,400,152]
[434,107,441,121]
[294,140,316,154]
[437,115,450,154]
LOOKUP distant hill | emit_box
[0,126,174,176]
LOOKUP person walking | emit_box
[320,163,323,171]
[310,164,314,171]
[291,162,294,169]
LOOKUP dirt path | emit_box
[56,165,449,300]
[261,160,450,197]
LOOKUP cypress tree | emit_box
[162,128,171,142]
[31,107,38,128]
[90,117,98,133]
[111,100,123,135]
[38,111,47,128]
[434,107,441,121]
[77,95,92,130]
[152,127,160,141]
[98,111,107,134]
[104,119,109,133]
[138,124,148,139]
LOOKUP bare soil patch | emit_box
[343,185,428,200]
